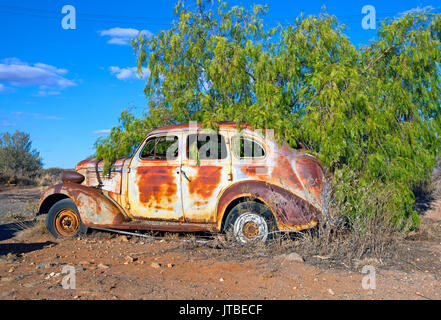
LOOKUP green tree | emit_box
[96,0,441,230]
[0,131,43,181]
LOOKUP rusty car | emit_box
[37,122,328,244]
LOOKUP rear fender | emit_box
[216,181,322,231]
[38,183,129,225]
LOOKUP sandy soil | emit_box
[0,187,440,300]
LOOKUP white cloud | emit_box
[107,37,131,45]
[0,58,75,94]
[109,66,149,80]
[92,129,111,135]
[2,57,26,65]
[99,27,153,46]
[399,5,434,16]
[34,90,61,97]
[34,63,68,75]
[11,111,63,121]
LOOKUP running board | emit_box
[85,220,218,233]
[90,226,215,246]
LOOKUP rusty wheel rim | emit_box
[233,213,268,244]
[243,221,259,238]
[54,209,79,237]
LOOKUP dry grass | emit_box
[261,181,407,269]
[1,168,63,187]
[3,212,28,222]
[13,218,48,239]
[35,171,62,186]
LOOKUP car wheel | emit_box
[46,198,87,239]
[224,201,277,244]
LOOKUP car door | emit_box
[180,130,232,223]
[128,133,184,221]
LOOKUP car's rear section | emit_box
[220,129,328,237]
[276,151,329,231]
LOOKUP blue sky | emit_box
[0,0,438,168]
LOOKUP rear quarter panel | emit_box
[220,128,326,231]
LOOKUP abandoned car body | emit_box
[38,122,327,243]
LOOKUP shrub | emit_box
[0,131,42,184]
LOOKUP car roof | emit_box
[150,121,256,134]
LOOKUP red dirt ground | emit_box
[0,187,440,300]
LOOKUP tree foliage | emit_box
[96,0,441,230]
[0,131,43,181]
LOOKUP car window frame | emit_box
[231,135,266,160]
[139,134,180,161]
[184,132,229,161]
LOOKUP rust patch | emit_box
[240,166,268,177]
[136,166,177,210]
[295,156,323,200]
[193,200,207,207]
[108,191,121,205]
[188,166,221,199]
[61,170,85,184]
[272,157,303,190]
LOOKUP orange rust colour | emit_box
[295,157,323,199]
[272,157,303,190]
[240,166,269,177]
[136,167,177,208]
[108,191,121,205]
[188,166,221,199]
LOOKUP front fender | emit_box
[38,183,129,225]
[216,181,322,231]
